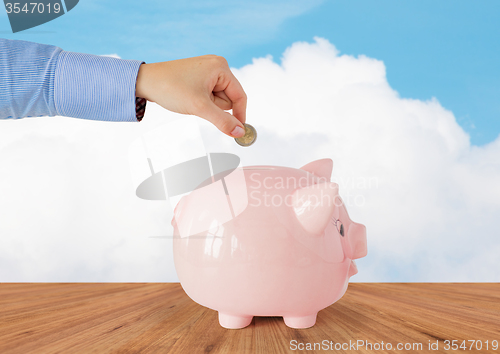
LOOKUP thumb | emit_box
[197,100,245,137]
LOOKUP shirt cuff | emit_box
[54,51,144,122]
[135,96,147,122]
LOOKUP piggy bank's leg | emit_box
[283,313,317,329]
[218,312,253,329]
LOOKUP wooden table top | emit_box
[0,283,499,353]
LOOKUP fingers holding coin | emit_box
[235,123,257,147]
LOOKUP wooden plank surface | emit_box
[0,283,499,353]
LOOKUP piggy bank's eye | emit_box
[334,219,344,237]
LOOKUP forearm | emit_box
[0,38,61,119]
[54,51,143,122]
[0,38,144,122]
[1,39,247,135]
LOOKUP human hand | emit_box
[135,55,247,138]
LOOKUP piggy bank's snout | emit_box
[347,223,367,260]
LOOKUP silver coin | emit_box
[235,123,257,147]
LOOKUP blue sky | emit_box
[1,0,499,145]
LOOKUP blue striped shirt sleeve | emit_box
[0,38,144,122]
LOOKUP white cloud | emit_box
[0,113,180,282]
[101,54,121,59]
[204,37,500,282]
[1,37,499,281]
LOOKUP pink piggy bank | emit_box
[172,158,367,329]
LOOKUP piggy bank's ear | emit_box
[292,182,339,235]
[300,159,333,180]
